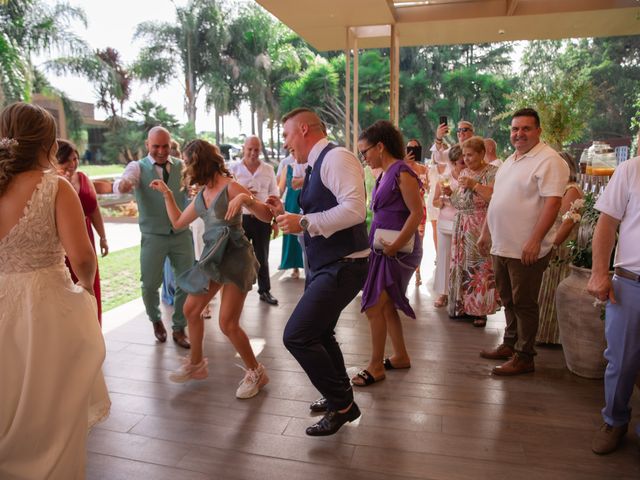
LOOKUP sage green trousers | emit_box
[140,230,194,330]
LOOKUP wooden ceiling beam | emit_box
[506,0,520,16]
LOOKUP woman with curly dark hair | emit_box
[150,139,274,399]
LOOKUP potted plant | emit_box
[556,192,612,379]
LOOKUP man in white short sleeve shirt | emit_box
[478,108,569,376]
[588,154,640,454]
[229,136,280,305]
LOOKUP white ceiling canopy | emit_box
[256,0,640,50]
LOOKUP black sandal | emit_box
[472,316,487,328]
[351,369,385,386]
[383,358,411,370]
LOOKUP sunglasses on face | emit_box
[457,128,473,133]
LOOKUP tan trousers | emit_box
[492,253,551,359]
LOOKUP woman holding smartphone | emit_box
[404,139,428,285]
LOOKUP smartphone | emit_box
[439,115,448,127]
[406,145,423,163]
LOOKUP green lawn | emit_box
[80,164,124,178]
[98,245,140,312]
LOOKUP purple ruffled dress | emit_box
[361,160,423,318]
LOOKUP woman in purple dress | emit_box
[352,121,424,386]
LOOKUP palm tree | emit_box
[0,0,87,105]
[132,0,228,126]
[47,47,132,119]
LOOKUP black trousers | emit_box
[242,215,272,294]
[283,259,369,411]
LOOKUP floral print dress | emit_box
[447,164,501,317]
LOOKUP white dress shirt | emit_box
[112,156,177,193]
[303,138,369,258]
[228,159,279,214]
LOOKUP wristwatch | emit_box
[299,216,309,232]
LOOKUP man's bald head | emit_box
[146,126,172,164]
[148,126,171,139]
[243,135,261,164]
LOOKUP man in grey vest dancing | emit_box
[113,126,194,348]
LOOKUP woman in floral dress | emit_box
[448,137,500,326]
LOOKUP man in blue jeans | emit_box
[588,153,640,454]
[271,108,369,436]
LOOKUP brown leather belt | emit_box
[614,267,640,282]
[338,257,368,264]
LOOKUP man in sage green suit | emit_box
[113,127,194,348]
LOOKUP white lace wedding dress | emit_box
[0,172,110,479]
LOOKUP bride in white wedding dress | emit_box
[0,102,110,479]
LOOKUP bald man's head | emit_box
[243,135,262,163]
[146,126,172,164]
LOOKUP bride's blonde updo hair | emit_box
[0,102,58,195]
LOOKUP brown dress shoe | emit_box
[592,422,628,454]
[153,321,167,343]
[172,329,191,349]
[480,344,514,360]
[492,354,534,376]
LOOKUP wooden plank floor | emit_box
[89,256,640,479]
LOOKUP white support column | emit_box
[344,28,351,151]
[352,36,359,154]
[389,24,400,127]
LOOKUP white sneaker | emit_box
[235,363,269,399]
[169,357,209,383]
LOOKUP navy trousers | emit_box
[283,259,368,411]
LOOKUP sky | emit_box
[38,0,251,138]
[38,0,525,141]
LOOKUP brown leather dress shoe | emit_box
[492,354,534,376]
[172,329,191,349]
[153,321,167,343]
[480,344,514,360]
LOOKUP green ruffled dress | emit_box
[177,184,259,294]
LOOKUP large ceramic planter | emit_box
[556,265,607,379]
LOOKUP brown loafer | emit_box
[480,344,514,360]
[492,354,534,376]
[172,329,191,349]
[153,321,167,343]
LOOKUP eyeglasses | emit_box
[457,127,473,133]
[358,145,375,160]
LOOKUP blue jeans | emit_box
[283,260,368,411]
[602,275,640,434]
[162,257,175,306]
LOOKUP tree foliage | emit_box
[47,47,132,118]
[0,0,87,105]
[132,0,228,125]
